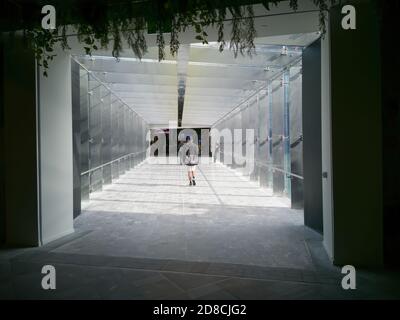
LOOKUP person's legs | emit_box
[187,166,192,185]
[192,166,196,185]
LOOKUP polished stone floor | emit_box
[61,158,312,270]
[1,158,399,299]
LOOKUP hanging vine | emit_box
[244,5,256,56]
[122,18,148,60]
[11,0,336,76]
[313,0,330,35]
[217,8,227,52]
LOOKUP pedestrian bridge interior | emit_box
[69,33,317,269]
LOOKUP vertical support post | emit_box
[321,16,334,258]
[71,60,82,218]
[88,78,93,195]
[256,93,260,182]
[283,68,291,196]
[267,82,273,189]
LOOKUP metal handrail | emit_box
[81,150,146,176]
[213,150,304,180]
[254,160,304,180]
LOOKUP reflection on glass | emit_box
[77,65,149,204]
[211,62,304,209]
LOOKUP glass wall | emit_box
[288,64,304,208]
[211,61,303,207]
[76,62,148,204]
[271,76,285,195]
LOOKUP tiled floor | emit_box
[1,158,399,299]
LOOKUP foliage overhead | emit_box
[3,0,339,76]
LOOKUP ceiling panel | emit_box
[76,32,318,127]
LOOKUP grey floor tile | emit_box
[162,272,228,291]
[186,280,233,299]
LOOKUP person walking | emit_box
[181,136,199,186]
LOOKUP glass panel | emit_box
[258,90,269,188]
[90,167,103,193]
[283,69,291,196]
[75,61,149,207]
[248,98,259,180]
[266,84,274,188]
[80,68,90,201]
[239,103,250,175]
[123,106,130,171]
[88,74,103,193]
[133,113,139,166]
[232,110,242,170]
[101,87,112,185]
[289,63,304,208]
[271,78,285,195]
[118,103,126,175]
[111,95,120,179]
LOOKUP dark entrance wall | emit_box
[2,36,40,246]
[302,39,323,234]
[380,2,400,267]
[330,1,383,267]
[0,41,5,245]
